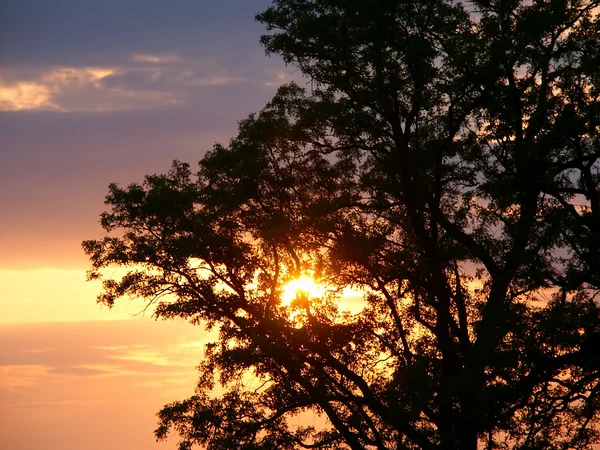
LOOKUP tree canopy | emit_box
[83,0,600,448]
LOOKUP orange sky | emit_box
[0,270,214,450]
[0,320,206,450]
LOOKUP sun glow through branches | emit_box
[281,274,325,305]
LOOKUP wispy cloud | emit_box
[24,347,56,354]
[0,67,116,112]
[0,365,54,389]
[0,55,247,113]
[0,320,211,393]
[132,53,181,64]
[0,321,206,450]
[262,68,303,87]
[185,74,244,86]
[111,349,185,367]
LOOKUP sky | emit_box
[0,1,297,448]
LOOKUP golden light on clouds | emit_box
[42,67,115,89]
[0,80,56,111]
[0,67,115,112]
[0,59,248,113]
[131,53,181,64]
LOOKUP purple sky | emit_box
[0,2,300,449]
[0,0,295,269]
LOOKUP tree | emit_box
[83,0,600,448]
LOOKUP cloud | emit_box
[109,339,208,369]
[0,57,247,113]
[0,81,55,111]
[43,67,115,88]
[98,61,244,92]
[111,349,186,367]
[132,53,181,64]
[261,68,304,87]
[62,363,140,377]
[186,74,244,86]
[0,46,307,114]
[0,67,116,112]
[0,321,205,450]
[24,347,55,354]
[0,320,212,392]
[0,365,54,389]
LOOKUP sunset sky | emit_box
[0,1,295,448]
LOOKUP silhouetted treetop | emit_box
[84,1,600,449]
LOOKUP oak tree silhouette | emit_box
[83,1,600,448]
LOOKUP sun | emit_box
[281,274,325,305]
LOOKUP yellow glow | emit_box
[0,67,116,112]
[281,274,325,305]
[0,269,152,324]
[0,81,55,111]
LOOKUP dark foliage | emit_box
[84,1,600,448]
